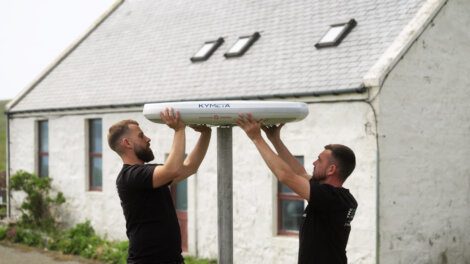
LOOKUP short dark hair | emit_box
[324,144,356,181]
[108,119,139,154]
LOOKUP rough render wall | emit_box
[376,0,470,263]
[8,118,36,208]
[9,118,36,175]
[9,101,377,263]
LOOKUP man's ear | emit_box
[121,137,132,149]
[326,164,337,176]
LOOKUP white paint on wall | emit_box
[376,0,470,263]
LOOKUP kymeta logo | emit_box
[198,103,231,108]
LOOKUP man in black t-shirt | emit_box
[237,114,357,264]
[108,108,211,264]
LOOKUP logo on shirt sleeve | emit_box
[345,208,356,227]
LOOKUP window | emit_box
[315,19,357,48]
[38,120,49,177]
[167,153,189,251]
[224,32,260,58]
[171,178,188,251]
[88,119,102,191]
[191,37,224,62]
[277,155,305,235]
[173,180,188,211]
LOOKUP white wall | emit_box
[9,101,377,263]
[8,117,37,217]
[376,0,470,263]
[9,118,36,175]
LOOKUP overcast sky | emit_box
[0,0,116,101]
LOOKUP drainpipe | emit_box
[5,112,11,218]
[367,102,380,264]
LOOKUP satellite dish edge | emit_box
[143,101,309,126]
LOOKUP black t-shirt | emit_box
[298,180,358,264]
[116,164,183,264]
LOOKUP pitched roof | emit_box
[9,0,427,113]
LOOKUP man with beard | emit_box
[108,108,211,264]
[236,114,358,264]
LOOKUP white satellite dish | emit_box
[143,100,309,125]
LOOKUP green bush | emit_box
[52,221,103,257]
[9,170,65,231]
[0,205,6,218]
[44,221,126,263]
[185,256,217,264]
[0,225,6,240]
[14,227,44,247]
[97,240,128,264]
[2,225,48,248]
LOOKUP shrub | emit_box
[48,221,128,263]
[185,256,217,264]
[9,170,65,231]
[2,225,48,248]
[5,225,16,240]
[14,227,44,247]
[98,240,128,264]
[0,225,6,240]
[0,205,6,219]
[52,221,103,257]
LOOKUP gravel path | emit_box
[0,242,102,264]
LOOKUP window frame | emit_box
[224,32,260,58]
[190,37,224,62]
[37,120,49,178]
[277,155,305,236]
[88,119,103,191]
[315,19,357,48]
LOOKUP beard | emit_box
[135,145,155,163]
[312,168,327,183]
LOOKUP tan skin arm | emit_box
[152,108,186,188]
[262,124,311,180]
[171,125,212,185]
[237,114,310,200]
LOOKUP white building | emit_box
[5,0,470,263]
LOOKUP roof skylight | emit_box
[224,32,260,58]
[191,37,224,62]
[315,19,357,48]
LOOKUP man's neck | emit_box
[122,155,144,165]
[321,177,343,188]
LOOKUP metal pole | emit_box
[217,126,233,264]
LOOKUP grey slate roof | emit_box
[9,0,426,113]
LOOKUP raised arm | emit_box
[262,125,310,180]
[237,114,310,200]
[172,125,212,185]
[153,108,186,188]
